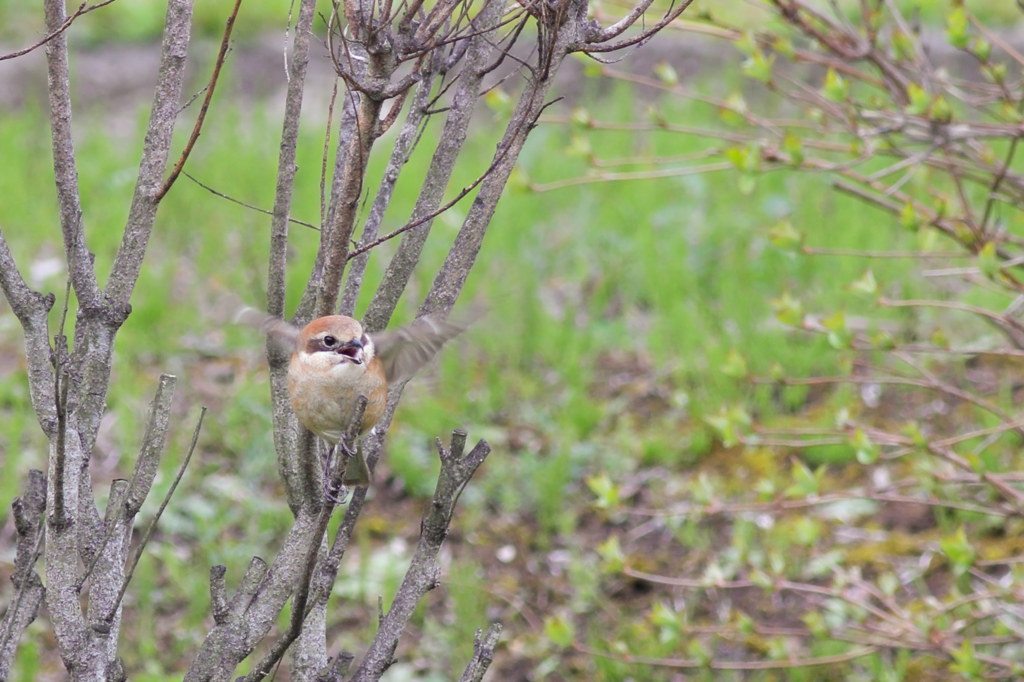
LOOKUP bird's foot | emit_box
[321,444,350,504]
[337,437,357,459]
[322,481,350,505]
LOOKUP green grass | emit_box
[0,64,993,679]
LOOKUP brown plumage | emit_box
[238,309,466,485]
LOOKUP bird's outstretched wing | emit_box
[372,315,468,385]
[235,307,301,354]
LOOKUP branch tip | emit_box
[210,565,229,625]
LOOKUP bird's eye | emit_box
[323,335,337,347]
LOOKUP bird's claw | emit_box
[321,447,350,504]
[337,437,357,459]
[322,481,349,505]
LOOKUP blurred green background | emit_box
[0,0,1021,680]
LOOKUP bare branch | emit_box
[350,432,491,681]
[0,0,118,62]
[124,374,178,516]
[184,172,320,231]
[421,33,570,318]
[0,227,56,436]
[43,0,101,309]
[313,92,385,318]
[582,0,695,53]
[340,67,440,316]
[84,478,131,664]
[0,470,47,679]
[363,0,509,331]
[269,0,321,323]
[155,0,243,202]
[589,0,656,43]
[210,566,229,625]
[102,406,206,625]
[104,0,194,306]
[240,397,369,682]
[458,623,503,682]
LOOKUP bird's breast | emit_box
[288,352,388,443]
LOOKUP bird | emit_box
[238,309,467,487]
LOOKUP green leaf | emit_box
[892,31,915,60]
[966,452,985,475]
[750,568,773,589]
[822,310,852,349]
[820,310,845,332]
[905,83,930,115]
[782,132,804,166]
[848,269,878,299]
[946,7,969,50]
[586,473,619,509]
[929,96,952,123]
[569,107,591,127]
[693,472,717,505]
[507,166,531,194]
[972,38,991,62]
[741,51,775,83]
[870,331,895,349]
[771,292,803,327]
[821,68,848,102]
[792,516,820,545]
[985,62,1008,85]
[850,428,878,465]
[901,422,928,448]
[564,134,591,158]
[1000,99,1021,122]
[949,638,983,677]
[650,602,679,629]
[704,415,735,446]
[802,611,827,637]
[774,36,795,60]
[725,143,761,173]
[544,614,576,647]
[720,349,748,378]
[900,201,921,231]
[785,461,821,497]
[597,536,625,573]
[654,61,678,86]
[834,407,850,429]
[703,406,749,448]
[734,31,757,57]
[977,242,1000,279]
[939,528,976,577]
[650,603,682,643]
[768,218,803,251]
[484,87,511,114]
[719,91,748,126]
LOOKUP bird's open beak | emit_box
[337,337,363,364]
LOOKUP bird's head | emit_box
[297,315,374,370]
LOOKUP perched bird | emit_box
[239,310,466,486]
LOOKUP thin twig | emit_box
[101,407,206,625]
[240,398,367,682]
[183,172,320,231]
[0,0,118,62]
[156,0,243,201]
